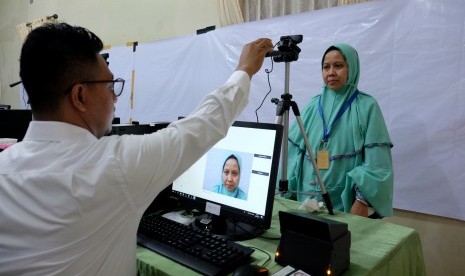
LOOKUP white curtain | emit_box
[217,0,245,27]
[103,0,465,221]
[241,0,372,22]
[217,0,372,27]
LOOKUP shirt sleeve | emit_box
[117,71,251,213]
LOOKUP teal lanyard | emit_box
[318,90,359,143]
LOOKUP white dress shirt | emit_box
[0,71,250,275]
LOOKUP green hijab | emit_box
[318,43,360,134]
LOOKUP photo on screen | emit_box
[202,148,253,201]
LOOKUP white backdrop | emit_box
[25,0,464,220]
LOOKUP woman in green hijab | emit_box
[285,43,393,218]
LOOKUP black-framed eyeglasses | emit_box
[64,78,125,97]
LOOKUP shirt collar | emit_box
[23,121,98,143]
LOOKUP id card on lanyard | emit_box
[317,90,359,170]
[317,150,330,169]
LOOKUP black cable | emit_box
[255,42,280,123]
[258,234,281,241]
[254,60,274,123]
[248,246,272,267]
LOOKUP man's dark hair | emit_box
[20,23,104,113]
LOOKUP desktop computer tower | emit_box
[275,211,351,276]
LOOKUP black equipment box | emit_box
[275,211,351,276]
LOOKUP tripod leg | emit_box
[276,111,290,194]
[294,116,334,215]
[272,60,333,214]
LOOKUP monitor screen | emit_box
[171,121,283,241]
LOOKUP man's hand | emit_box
[236,38,273,79]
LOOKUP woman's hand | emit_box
[350,200,369,217]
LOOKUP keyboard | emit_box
[137,214,254,276]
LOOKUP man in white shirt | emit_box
[0,22,272,275]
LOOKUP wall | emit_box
[0,0,219,108]
[0,0,27,107]
[1,1,464,276]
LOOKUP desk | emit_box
[137,197,426,275]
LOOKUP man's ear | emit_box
[69,84,87,112]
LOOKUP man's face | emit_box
[84,55,117,138]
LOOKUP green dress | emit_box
[285,43,394,217]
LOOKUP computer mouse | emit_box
[232,264,269,276]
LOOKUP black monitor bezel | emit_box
[0,109,32,141]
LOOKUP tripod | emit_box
[273,61,334,215]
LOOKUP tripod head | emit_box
[266,35,302,63]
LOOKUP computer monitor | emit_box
[151,122,170,132]
[0,109,32,141]
[109,122,170,136]
[171,121,283,241]
[109,124,152,135]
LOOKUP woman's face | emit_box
[322,50,348,91]
[222,158,240,192]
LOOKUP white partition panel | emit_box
[99,0,465,221]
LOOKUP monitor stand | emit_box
[195,214,264,242]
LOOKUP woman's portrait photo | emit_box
[204,149,252,201]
